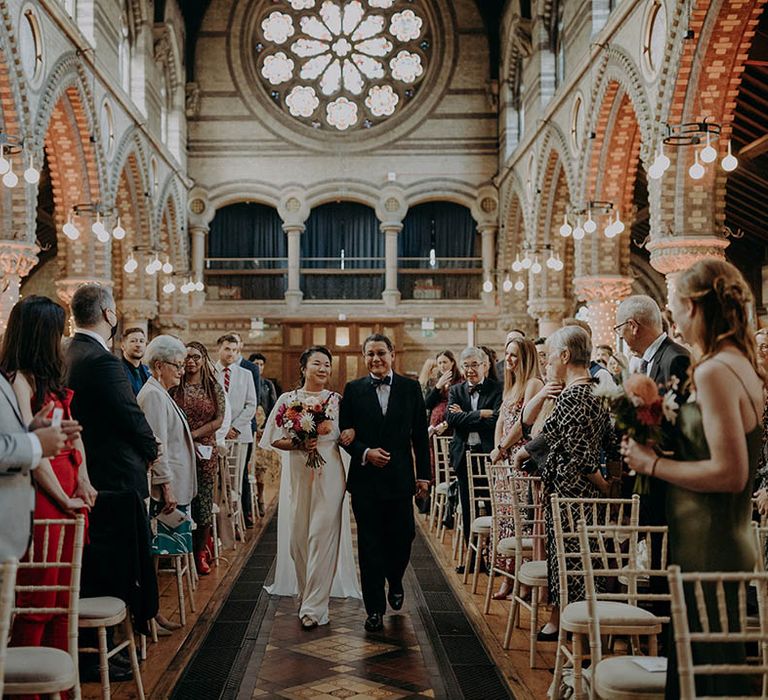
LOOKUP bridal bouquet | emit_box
[595,374,680,494]
[275,394,336,470]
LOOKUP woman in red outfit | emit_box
[0,295,96,654]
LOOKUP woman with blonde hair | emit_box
[622,259,764,698]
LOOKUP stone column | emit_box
[479,224,497,308]
[56,277,113,308]
[189,224,208,310]
[0,242,38,333]
[381,223,402,308]
[573,275,633,348]
[119,298,159,335]
[283,223,304,310]
[527,297,567,338]
[646,236,729,301]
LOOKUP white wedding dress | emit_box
[259,389,361,625]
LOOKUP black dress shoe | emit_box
[81,661,134,683]
[536,628,559,642]
[364,613,384,632]
[387,591,404,611]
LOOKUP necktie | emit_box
[224,367,231,393]
[468,383,481,395]
[370,375,391,388]
[640,359,649,375]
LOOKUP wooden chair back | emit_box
[433,435,452,485]
[465,451,492,523]
[0,558,18,698]
[551,495,640,608]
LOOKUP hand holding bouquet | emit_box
[596,374,680,494]
[275,394,337,470]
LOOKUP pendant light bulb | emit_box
[502,275,513,293]
[530,256,542,274]
[482,278,494,294]
[23,156,40,184]
[194,280,204,292]
[162,259,173,274]
[700,132,717,163]
[689,150,705,180]
[514,279,525,292]
[62,215,80,241]
[614,211,625,235]
[648,158,663,180]
[583,209,597,234]
[559,214,572,237]
[546,251,558,269]
[721,140,738,172]
[511,253,523,273]
[2,159,17,188]
[521,252,532,269]
[428,247,437,268]
[163,281,176,294]
[572,217,585,240]
[112,217,126,240]
[0,145,8,175]
[124,253,138,273]
[658,142,670,171]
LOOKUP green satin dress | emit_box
[665,396,761,698]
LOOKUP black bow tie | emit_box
[370,375,391,388]
[467,383,482,395]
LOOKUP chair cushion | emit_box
[471,516,492,533]
[435,482,449,495]
[79,596,127,620]
[594,656,666,698]
[518,560,547,585]
[497,536,534,556]
[562,601,659,630]
[4,648,77,690]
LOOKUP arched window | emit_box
[119,11,131,93]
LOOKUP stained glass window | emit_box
[256,0,430,132]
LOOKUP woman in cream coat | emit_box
[138,335,197,558]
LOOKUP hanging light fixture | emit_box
[514,278,525,292]
[583,208,597,234]
[721,140,738,172]
[572,217,585,240]
[511,253,523,272]
[700,132,717,163]
[0,134,37,187]
[112,216,126,240]
[162,257,173,274]
[482,278,494,293]
[559,214,572,237]
[546,250,559,269]
[688,150,705,180]
[530,255,542,274]
[124,251,138,273]
[660,120,733,180]
[0,145,9,176]
[194,279,205,292]
[23,156,40,185]
[502,274,513,293]
[162,280,176,294]
[62,213,80,241]
[2,159,17,189]
[521,251,533,269]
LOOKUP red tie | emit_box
[224,367,231,393]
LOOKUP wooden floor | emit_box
[414,513,555,700]
[81,480,280,700]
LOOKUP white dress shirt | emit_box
[73,327,109,351]
[641,332,667,376]
[371,371,393,416]
[467,380,483,446]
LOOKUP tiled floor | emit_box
[248,596,437,699]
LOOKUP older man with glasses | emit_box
[445,347,502,572]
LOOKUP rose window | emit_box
[256,0,431,131]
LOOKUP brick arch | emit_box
[535,123,576,205]
[156,175,187,273]
[500,182,526,271]
[653,0,767,238]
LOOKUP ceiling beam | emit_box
[738,133,768,160]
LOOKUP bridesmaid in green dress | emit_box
[621,259,764,698]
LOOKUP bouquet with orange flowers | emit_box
[275,393,338,470]
[595,373,680,494]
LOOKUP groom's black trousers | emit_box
[351,493,415,616]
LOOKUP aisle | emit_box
[172,511,513,700]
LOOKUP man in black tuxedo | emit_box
[446,347,502,569]
[65,284,160,677]
[340,334,430,632]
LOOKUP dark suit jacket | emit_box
[340,373,430,499]
[238,357,262,432]
[648,336,691,396]
[65,333,158,498]
[445,379,502,472]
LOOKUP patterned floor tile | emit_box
[278,672,410,699]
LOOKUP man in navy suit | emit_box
[340,334,430,632]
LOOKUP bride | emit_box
[260,345,361,628]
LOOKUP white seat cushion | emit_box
[471,516,492,533]
[497,536,534,556]
[435,482,449,495]
[4,648,77,690]
[79,596,127,620]
[518,560,547,585]
[594,656,666,699]
[562,601,660,631]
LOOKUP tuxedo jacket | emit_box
[237,357,261,432]
[0,373,35,559]
[648,336,691,396]
[216,363,257,443]
[65,333,158,498]
[445,379,503,471]
[340,373,430,500]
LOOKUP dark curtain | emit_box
[207,202,286,300]
[302,202,384,299]
[399,202,480,299]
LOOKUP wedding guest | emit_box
[534,337,548,375]
[496,329,526,378]
[340,334,431,632]
[227,332,261,525]
[595,344,613,368]
[418,356,438,396]
[121,327,151,396]
[215,334,257,526]
[250,352,277,418]
[171,342,225,575]
[754,330,768,503]
[262,346,361,629]
[446,347,502,561]
[562,318,616,388]
[424,350,462,434]
[622,259,763,697]
[488,338,542,599]
[1,296,95,653]
[607,351,629,384]
[512,326,613,640]
[480,345,500,382]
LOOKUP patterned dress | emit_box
[539,382,614,606]
[171,381,225,529]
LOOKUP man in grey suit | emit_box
[0,372,77,560]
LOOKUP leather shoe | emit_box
[387,590,404,611]
[364,613,383,632]
[81,661,133,683]
[536,628,559,642]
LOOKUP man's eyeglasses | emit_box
[613,321,630,334]
[163,360,185,372]
[462,362,483,370]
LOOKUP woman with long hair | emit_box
[171,341,225,575]
[487,338,543,598]
[260,346,361,629]
[622,259,764,698]
[0,295,96,652]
